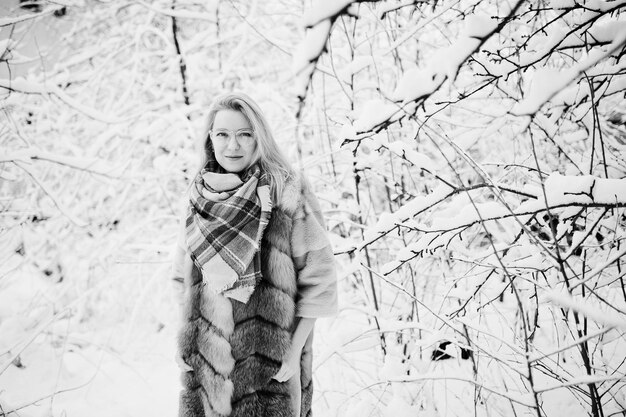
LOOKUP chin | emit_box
[220,161,247,174]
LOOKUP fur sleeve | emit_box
[291,176,339,318]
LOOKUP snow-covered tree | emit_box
[293,1,626,416]
[1,0,625,416]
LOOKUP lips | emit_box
[225,156,242,159]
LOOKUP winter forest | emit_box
[1,0,626,416]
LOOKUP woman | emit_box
[171,92,339,417]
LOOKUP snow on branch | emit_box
[513,28,626,115]
[293,0,379,104]
[528,326,615,363]
[518,173,626,210]
[544,289,626,329]
[13,161,87,227]
[376,0,429,19]
[134,0,216,21]
[569,246,626,289]
[361,172,626,274]
[293,19,332,101]
[381,375,536,407]
[302,0,358,28]
[0,5,66,27]
[347,0,525,134]
[360,183,455,249]
[289,0,625,414]
[0,77,124,123]
[360,175,545,251]
[0,148,123,178]
[535,375,626,394]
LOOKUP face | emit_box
[210,110,257,174]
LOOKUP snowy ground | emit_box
[0,264,369,417]
[0,262,436,417]
[2,259,622,417]
[0,265,180,417]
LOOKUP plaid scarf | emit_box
[186,163,272,304]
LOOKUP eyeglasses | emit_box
[209,128,256,146]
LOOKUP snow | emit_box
[549,0,577,8]
[390,67,442,103]
[0,39,10,55]
[0,331,181,417]
[429,36,481,82]
[512,68,562,115]
[382,391,421,415]
[387,10,510,101]
[562,129,588,144]
[352,99,400,133]
[1,148,121,177]
[562,20,626,48]
[376,0,419,19]
[385,140,438,172]
[0,77,123,123]
[516,173,626,212]
[338,55,374,80]
[302,0,355,28]
[536,374,626,393]
[592,178,626,203]
[569,246,626,289]
[463,14,497,39]
[136,0,216,21]
[0,77,48,94]
[504,250,548,270]
[430,200,509,231]
[338,121,359,141]
[292,18,332,75]
[362,183,454,248]
[0,11,54,27]
[294,63,321,99]
[584,0,626,12]
[514,26,626,115]
[3,1,626,416]
[543,289,626,329]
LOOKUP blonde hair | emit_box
[197,92,295,202]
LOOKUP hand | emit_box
[273,317,314,382]
[272,348,301,382]
[176,352,193,372]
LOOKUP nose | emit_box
[225,135,241,150]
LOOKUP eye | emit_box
[240,131,253,137]
[214,131,228,137]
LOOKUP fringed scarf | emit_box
[185,163,272,303]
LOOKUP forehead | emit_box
[213,110,251,129]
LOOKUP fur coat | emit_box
[176,173,334,417]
